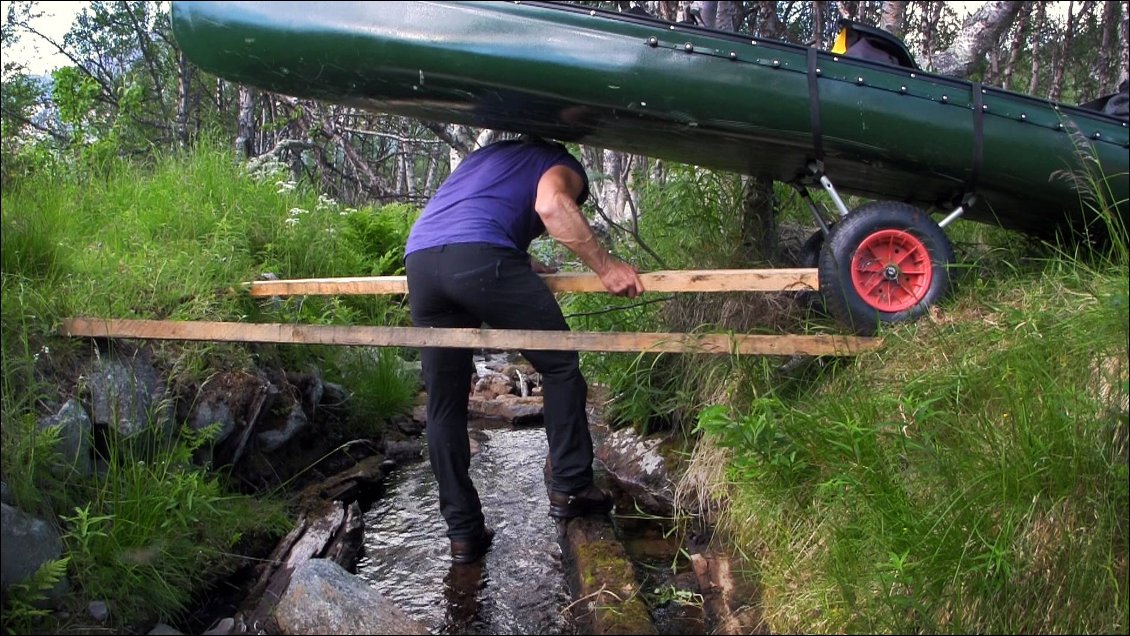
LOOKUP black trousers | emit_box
[405,243,595,539]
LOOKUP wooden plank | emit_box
[60,318,880,356]
[245,268,819,297]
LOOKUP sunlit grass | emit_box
[693,236,1128,634]
[0,144,421,633]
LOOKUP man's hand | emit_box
[535,165,646,298]
[598,257,644,298]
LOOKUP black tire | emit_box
[799,228,826,268]
[796,228,829,316]
[818,201,954,335]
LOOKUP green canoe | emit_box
[171,1,1129,333]
[171,0,1127,241]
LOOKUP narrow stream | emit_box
[355,420,577,635]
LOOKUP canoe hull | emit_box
[171,1,1129,242]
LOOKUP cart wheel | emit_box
[800,228,827,268]
[817,201,954,335]
[796,228,829,316]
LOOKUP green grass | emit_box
[0,144,421,633]
[2,138,1125,634]
[695,248,1128,634]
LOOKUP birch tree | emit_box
[929,1,1021,78]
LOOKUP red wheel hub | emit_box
[850,229,933,312]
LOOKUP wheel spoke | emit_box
[896,278,923,301]
[892,243,925,268]
[851,228,934,312]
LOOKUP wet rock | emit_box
[391,414,424,436]
[273,559,429,635]
[1,502,69,602]
[559,516,658,635]
[202,616,235,635]
[298,455,389,506]
[383,439,424,464]
[146,623,182,635]
[595,427,678,516]
[473,373,514,399]
[468,395,544,426]
[690,548,768,634]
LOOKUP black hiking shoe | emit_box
[450,526,494,565]
[548,485,614,520]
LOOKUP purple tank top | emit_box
[405,139,589,255]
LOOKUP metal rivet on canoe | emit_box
[982,104,988,111]
[669,25,676,30]
[1092,132,1101,139]
[1056,123,1064,130]
[647,37,658,47]
[772,59,780,67]
[899,86,907,93]
[816,68,822,75]
[590,10,596,15]
[729,51,737,59]
[1020,113,1028,121]
[910,72,916,78]
[684,42,694,52]
[941,95,949,103]
[856,76,864,84]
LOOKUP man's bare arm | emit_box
[535,165,644,297]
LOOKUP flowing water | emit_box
[355,420,577,635]
[355,417,704,635]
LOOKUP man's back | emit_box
[406,139,588,255]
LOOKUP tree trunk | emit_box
[700,1,781,264]
[918,1,944,68]
[879,1,907,38]
[175,49,191,147]
[1095,0,1118,94]
[930,1,1021,79]
[599,149,634,223]
[1118,1,1130,88]
[1028,2,1046,94]
[716,1,745,32]
[756,1,787,39]
[1003,3,1032,91]
[811,1,826,47]
[236,85,257,159]
[1049,1,1078,101]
